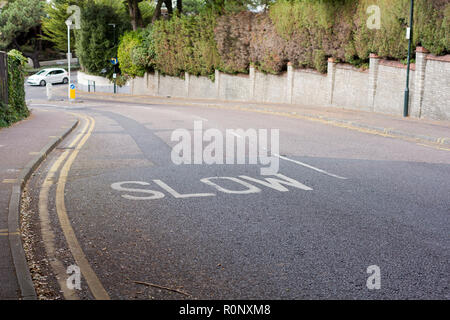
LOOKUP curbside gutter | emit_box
[71,91,450,148]
[8,118,79,300]
[215,104,450,147]
[291,112,450,147]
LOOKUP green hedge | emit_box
[268,0,357,72]
[118,30,146,78]
[0,50,29,127]
[116,0,449,78]
[75,2,130,82]
[119,10,221,78]
[353,0,450,61]
[152,10,221,77]
[118,28,156,78]
[269,0,449,71]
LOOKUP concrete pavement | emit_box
[0,109,78,299]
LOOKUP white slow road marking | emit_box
[111,173,313,201]
[274,153,348,180]
[153,179,215,198]
[111,181,165,200]
[200,177,261,194]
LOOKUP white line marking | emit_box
[274,153,348,180]
[128,106,153,109]
[209,131,345,180]
[194,116,208,122]
[29,104,59,107]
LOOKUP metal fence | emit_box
[0,51,7,105]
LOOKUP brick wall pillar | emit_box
[286,62,294,104]
[154,70,160,95]
[368,53,380,111]
[327,58,336,106]
[249,64,256,100]
[185,72,190,97]
[215,69,220,99]
[130,77,135,95]
[412,47,428,118]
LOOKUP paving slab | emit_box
[0,108,78,299]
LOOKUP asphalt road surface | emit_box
[25,95,450,300]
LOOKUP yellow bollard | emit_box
[69,83,76,100]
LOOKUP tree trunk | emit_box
[164,0,173,17]
[22,52,40,69]
[177,0,182,15]
[128,0,143,31]
[152,0,164,22]
[32,36,41,69]
[12,38,40,68]
[29,52,40,69]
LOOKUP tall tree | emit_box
[41,1,73,52]
[76,1,130,77]
[0,0,45,68]
[164,0,173,16]
[176,0,182,14]
[152,0,164,22]
[125,0,144,30]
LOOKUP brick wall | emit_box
[421,55,450,120]
[333,65,370,111]
[80,47,450,120]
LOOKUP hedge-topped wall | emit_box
[119,11,221,78]
[0,50,29,127]
[118,0,449,78]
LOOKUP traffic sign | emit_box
[110,58,118,65]
[69,83,76,100]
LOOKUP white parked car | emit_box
[27,68,69,86]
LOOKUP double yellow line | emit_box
[39,113,110,300]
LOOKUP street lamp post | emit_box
[65,19,72,101]
[403,0,414,117]
[108,23,117,94]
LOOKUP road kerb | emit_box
[7,118,79,300]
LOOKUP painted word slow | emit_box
[111,173,312,201]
